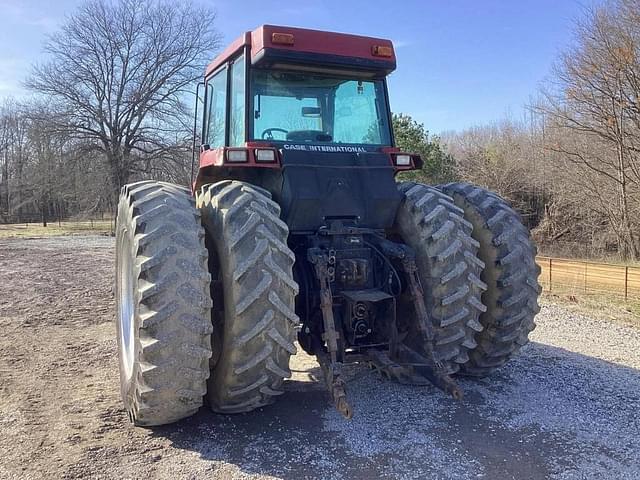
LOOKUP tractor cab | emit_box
[193,25,422,233]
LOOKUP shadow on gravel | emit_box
[150,342,640,480]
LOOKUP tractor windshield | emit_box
[251,69,392,146]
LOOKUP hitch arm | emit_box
[367,236,463,400]
[307,248,354,419]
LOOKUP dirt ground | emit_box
[1,236,639,480]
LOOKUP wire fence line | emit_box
[536,256,640,301]
[0,213,114,225]
[0,218,115,237]
[537,240,627,263]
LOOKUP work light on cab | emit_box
[394,154,412,166]
[272,32,294,45]
[226,149,248,162]
[372,45,393,57]
[255,148,277,162]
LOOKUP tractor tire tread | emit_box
[395,182,486,374]
[116,181,212,427]
[197,181,299,413]
[438,182,541,377]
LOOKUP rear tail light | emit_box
[272,32,294,45]
[255,149,277,163]
[226,149,248,162]
[393,154,412,166]
[372,45,393,58]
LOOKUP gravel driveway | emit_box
[0,235,639,479]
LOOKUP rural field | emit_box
[0,235,639,480]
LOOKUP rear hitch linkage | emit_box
[307,248,354,419]
[307,239,462,420]
[370,237,463,400]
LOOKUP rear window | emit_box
[251,69,391,145]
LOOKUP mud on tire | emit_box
[394,182,487,374]
[197,181,299,413]
[116,181,213,426]
[438,183,541,377]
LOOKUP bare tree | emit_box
[442,118,546,225]
[536,0,640,259]
[25,0,220,200]
[0,99,32,221]
[0,104,11,215]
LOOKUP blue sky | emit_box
[0,0,599,133]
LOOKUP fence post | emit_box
[625,266,629,301]
[549,258,552,292]
[584,262,588,293]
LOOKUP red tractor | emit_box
[115,25,541,426]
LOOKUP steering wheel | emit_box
[261,128,289,140]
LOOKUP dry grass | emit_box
[2,224,637,327]
[0,220,114,238]
[542,291,640,328]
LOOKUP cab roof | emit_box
[205,25,396,77]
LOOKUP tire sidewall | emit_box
[207,215,233,393]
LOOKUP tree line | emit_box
[0,0,219,224]
[0,0,638,259]
[397,0,640,261]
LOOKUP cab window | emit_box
[205,67,227,148]
[229,55,246,146]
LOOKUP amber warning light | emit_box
[272,32,295,45]
[372,45,393,58]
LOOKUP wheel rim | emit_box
[117,229,135,381]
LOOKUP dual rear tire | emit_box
[196,181,299,413]
[115,181,212,426]
[394,182,486,374]
[394,182,540,377]
[437,183,541,376]
[116,180,298,426]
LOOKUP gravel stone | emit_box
[0,236,638,479]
